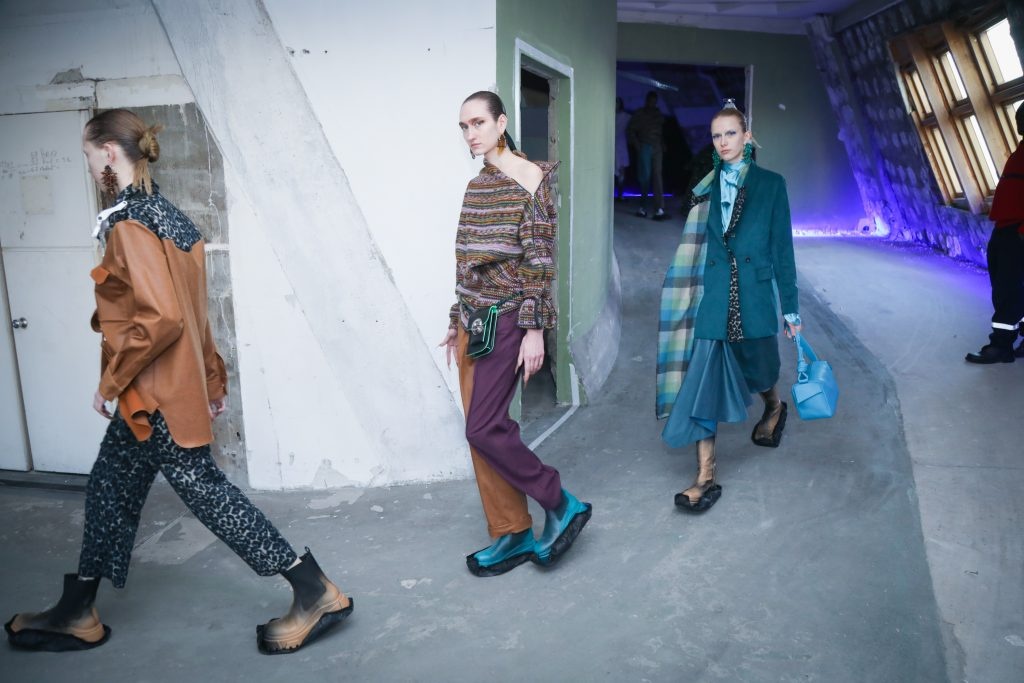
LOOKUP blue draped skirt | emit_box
[661,338,754,448]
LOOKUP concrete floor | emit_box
[795,236,1024,683]
[1,208,1019,682]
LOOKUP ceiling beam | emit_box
[617,9,807,34]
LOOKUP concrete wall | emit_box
[0,0,189,116]
[805,0,1021,267]
[261,0,496,400]
[0,0,630,489]
[617,23,864,234]
[0,0,488,489]
[0,0,245,480]
[153,0,488,489]
[239,0,498,488]
[497,0,621,400]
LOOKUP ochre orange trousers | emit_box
[457,326,535,538]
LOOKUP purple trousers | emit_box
[465,313,563,511]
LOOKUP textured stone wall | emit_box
[128,103,245,483]
[806,1,1022,267]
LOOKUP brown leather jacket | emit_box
[91,219,226,447]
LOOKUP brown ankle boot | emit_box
[257,548,353,654]
[674,438,722,512]
[5,574,110,651]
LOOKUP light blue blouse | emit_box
[719,160,747,231]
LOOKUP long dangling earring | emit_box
[711,149,722,171]
[742,142,753,163]
[497,133,506,153]
[101,165,118,197]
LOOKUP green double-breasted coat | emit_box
[693,164,799,340]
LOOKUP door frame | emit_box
[512,38,576,404]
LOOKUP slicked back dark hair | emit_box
[463,91,518,152]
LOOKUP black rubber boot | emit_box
[965,344,1015,364]
[257,548,353,655]
[5,574,110,651]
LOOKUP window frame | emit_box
[889,8,1022,214]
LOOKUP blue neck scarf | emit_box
[719,160,748,231]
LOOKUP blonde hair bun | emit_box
[138,124,163,163]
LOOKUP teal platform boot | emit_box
[532,489,592,567]
[466,529,536,577]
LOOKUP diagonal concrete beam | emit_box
[151,0,467,482]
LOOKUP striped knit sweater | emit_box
[449,156,559,330]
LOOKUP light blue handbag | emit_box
[791,333,838,420]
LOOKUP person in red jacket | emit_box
[967,106,1024,364]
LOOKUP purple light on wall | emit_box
[789,214,889,238]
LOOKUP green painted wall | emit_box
[617,23,864,231]
[497,0,618,401]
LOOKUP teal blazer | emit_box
[693,164,798,340]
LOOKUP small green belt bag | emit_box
[463,292,521,359]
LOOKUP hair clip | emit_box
[722,98,738,110]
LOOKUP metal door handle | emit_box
[12,318,27,329]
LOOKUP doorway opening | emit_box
[519,69,551,163]
[616,61,750,207]
[514,40,574,410]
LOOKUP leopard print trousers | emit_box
[78,412,296,588]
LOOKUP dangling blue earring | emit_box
[712,148,722,170]
[742,142,753,163]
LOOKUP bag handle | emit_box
[793,332,817,384]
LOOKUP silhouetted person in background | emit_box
[627,91,669,220]
[966,105,1024,364]
[615,97,630,201]
[661,113,693,209]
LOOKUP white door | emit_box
[0,252,30,470]
[0,111,107,474]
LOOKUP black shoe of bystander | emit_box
[965,344,1015,364]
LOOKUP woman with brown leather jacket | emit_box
[5,109,351,655]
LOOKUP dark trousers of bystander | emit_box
[986,224,1024,349]
[636,143,664,213]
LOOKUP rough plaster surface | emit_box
[0,0,183,115]
[260,0,497,401]
[224,161,383,489]
[570,248,622,398]
[152,0,469,486]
